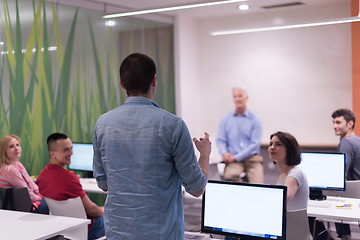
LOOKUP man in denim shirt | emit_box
[93,53,211,240]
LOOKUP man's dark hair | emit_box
[331,108,356,129]
[47,133,68,152]
[270,131,301,166]
[120,53,156,96]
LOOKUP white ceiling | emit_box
[69,0,347,19]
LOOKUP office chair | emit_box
[45,197,106,240]
[0,187,33,212]
[287,209,311,240]
[45,197,87,240]
[0,187,13,209]
[12,187,33,212]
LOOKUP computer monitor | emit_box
[201,180,287,239]
[298,152,346,200]
[69,143,94,177]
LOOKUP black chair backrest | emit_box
[12,187,33,212]
[0,187,13,209]
[0,187,32,212]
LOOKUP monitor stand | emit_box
[309,189,327,200]
[83,171,94,178]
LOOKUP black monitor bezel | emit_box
[201,180,287,240]
[68,142,94,173]
[300,152,346,191]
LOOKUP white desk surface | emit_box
[81,178,360,222]
[80,178,107,194]
[308,196,360,222]
[0,209,90,240]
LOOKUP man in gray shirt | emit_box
[332,108,360,240]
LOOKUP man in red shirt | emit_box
[37,133,104,240]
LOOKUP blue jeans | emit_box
[32,199,49,215]
[88,216,105,240]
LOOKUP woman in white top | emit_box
[268,131,309,211]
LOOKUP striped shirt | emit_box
[0,161,42,204]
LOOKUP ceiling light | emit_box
[48,46,57,51]
[31,46,57,53]
[105,20,116,27]
[103,0,248,19]
[238,4,249,11]
[0,42,4,45]
[211,16,360,36]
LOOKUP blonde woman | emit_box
[0,135,48,214]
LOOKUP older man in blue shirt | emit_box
[216,88,263,183]
[93,53,211,240]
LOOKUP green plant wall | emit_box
[0,0,175,176]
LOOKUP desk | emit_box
[308,196,360,222]
[0,209,90,240]
[80,178,107,194]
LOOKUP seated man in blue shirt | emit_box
[216,87,264,184]
[92,53,211,240]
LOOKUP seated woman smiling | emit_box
[0,135,48,214]
[268,131,309,211]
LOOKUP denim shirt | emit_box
[216,109,262,162]
[93,97,207,240]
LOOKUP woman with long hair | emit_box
[0,135,48,214]
[268,131,309,211]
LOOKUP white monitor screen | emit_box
[202,180,287,239]
[298,152,346,190]
[69,143,94,172]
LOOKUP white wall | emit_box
[175,2,352,146]
[174,16,203,136]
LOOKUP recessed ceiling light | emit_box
[105,20,116,27]
[48,46,58,51]
[238,4,249,11]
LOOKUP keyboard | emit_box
[308,201,331,208]
[184,232,211,240]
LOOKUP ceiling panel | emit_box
[72,0,348,18]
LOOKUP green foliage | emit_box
[0,0,175,176]
[0,0,122,174]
